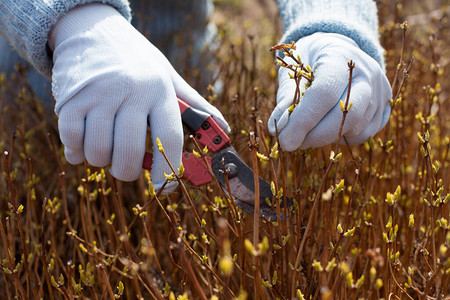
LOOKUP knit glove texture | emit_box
[268,33,392,150]
[49,3,229,193]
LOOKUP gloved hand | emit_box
[49,3,229,193]
[268,32,392,151]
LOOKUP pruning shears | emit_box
[142,99,291,221]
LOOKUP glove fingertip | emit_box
[65,150,85,165]
[109,165,141,182]
[278,122,307,152]
[268,109,288,136]
[276,110,290,132]
[268,120,276,136]
[279,137,301,152]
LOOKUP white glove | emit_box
[268,33,392,151]
[49,3,229,193]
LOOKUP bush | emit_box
[0,1,449,299]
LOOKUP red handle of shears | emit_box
[142,99,230,187]
[142,151,212,187]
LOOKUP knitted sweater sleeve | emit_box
[0,0,131,78]
[275,0,385,69]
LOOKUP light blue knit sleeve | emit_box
[0,0,131,78]
[275,0,385,69]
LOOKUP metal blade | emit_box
[212,146,292,221]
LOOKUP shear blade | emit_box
[212,146,292,221]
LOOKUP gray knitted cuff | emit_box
[276,0,385,69]
[0,0,131,78]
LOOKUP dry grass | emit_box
[0,0,449,299]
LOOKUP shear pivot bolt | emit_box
[225,163,238,179]
[213,136,222,144]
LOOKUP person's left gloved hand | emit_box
[268,32,392,151]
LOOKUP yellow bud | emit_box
[288,104,296,114]
[312,259,324,272]
[148,182,155,197]
[270,142,279,159]
[219,255,233,276]
[202,233,209,244]
[271,181,276,196]
[385,192,395,206]
[322,188,332,201]
[132,207,139,215]
[296,290,306,300]
[244,239,257,256]
[51,275,58,288]
[374,278,383,290]
[156,137,164,153]
[192,149,201,158]
[343,227,355,237]
[409,214,414,228]
[333,152,343,163]
[346,272,354,287]
[79,243,88,253]
[325,258,337,272]
[355,275,365,288]
[347,101,353,111]
[178,162,185,177]
[257,152,269,161]
[334,179,345,194]
[277,188,284,200]
[340,262,350,275]
[400,21,409,29]
[177,292,188,300]
[370,267,376,282]
[164,172,175,181]
[258,236,269,254]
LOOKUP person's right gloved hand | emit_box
[48,3,229,193]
